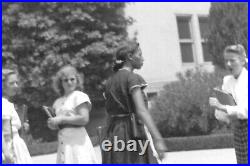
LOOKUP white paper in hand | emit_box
[215,109,230,124]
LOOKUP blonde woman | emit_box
[47,65,98,164]
[209,44,248,163]
[2,69,32,164]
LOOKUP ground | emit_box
[32,147,237,164]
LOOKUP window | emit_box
[199,17,212,62]
[177,16,194,63]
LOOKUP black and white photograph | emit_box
[2,2,248,164]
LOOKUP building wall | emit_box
[125,2,214,94]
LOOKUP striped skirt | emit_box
[233,119,248,164]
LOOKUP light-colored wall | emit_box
[125,2,213,93]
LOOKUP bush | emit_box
[151,67,232,137]
[165,133,234,152]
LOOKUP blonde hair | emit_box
[53,65,83,96]
[224,44,248,63]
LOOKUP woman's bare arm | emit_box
[60,102,90,126]
[131,88,162,140]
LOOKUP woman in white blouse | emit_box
[209,44,248,164]
[2,69,32,164]
[47,65,98,164]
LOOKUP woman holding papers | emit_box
[2,69,32,164]
[47,65,98,164]
[209,44,248,164]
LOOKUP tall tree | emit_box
[3,2,133,105]
[207,2,248,68]
[2,3,132,142]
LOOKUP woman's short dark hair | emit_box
[113,40,140,72]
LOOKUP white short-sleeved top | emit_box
[222,68,248,119]
[2,97,22,133]
[53,91,91,117]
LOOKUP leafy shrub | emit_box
[151,67,231,137]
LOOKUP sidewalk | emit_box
[32,146,102,164]
[32,147,237,164]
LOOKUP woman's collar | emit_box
[235,67,247,81]
[119,67,132,72]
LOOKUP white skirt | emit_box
[6,133,32,164]
[57,127,99,164]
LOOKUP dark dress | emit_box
[101,69,158,164]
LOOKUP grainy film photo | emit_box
[2,2,248,164]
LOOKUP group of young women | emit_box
[2,41,248,164]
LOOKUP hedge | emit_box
[150,67,231,137]
[29,133,234,156]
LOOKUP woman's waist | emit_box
[59,124,83,129]
[58,126,86,135]
[108,113,143,124]
[3,132,20,141]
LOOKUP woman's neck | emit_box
[234,67,244,79]
[63,90,74,97]
[121,64,133,72]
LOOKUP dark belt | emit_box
[110,114,130,118]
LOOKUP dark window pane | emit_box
[202,43,212,61]
[177,17,191,39]
[180,43,194,63]
[199,17,209,39]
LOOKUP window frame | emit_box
[176,15,195,64]
[198,15,212,63]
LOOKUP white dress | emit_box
[53,90,98,164]
[222,68,248,119]
[2,97,32,164]
[215,68,248,122]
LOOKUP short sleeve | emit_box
[2,98,13,120]
[128,73,147,93]
[73,91,92,108]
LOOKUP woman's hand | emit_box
[209,97,225,112]
[214,109,230,124]
[47,119,58,130]
[47,117,63,130]
[154,139,168,161]
[23,121,30,133]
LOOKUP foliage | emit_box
[165,133,233,152]
[3,2,132,102]
[151,67,231,137]
[3,2,132,141]
[207,2,248,68]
